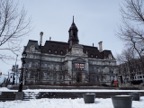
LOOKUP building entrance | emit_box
[76,72,82,83]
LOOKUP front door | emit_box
[76,72,82,83]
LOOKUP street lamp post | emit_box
[15,54,18,84]
[18,51,27,92]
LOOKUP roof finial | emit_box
[73,16,74,23]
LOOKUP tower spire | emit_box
[73,16,74,23]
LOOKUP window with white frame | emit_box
[74,63,85,70]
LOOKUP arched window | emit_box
[108,54,113,59]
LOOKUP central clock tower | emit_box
[68,16,79,49]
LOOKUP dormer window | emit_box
[30,45,35,52]
[108,54,113,59]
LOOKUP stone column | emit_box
[85,60,89,82]
[68,60,72,73]
[67,60,72,81]
[85,60,89,73]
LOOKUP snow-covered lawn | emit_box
[0,97,144,108]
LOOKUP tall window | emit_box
[75,63,85,70]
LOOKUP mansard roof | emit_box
[83,45,100,58]
[27,40,38,45]
[100,50,114,59]
[26,40,114,59]
[41,40,69,55]
[26,40,39,50]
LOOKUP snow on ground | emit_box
[0,97,144,108]
[23,89,144,93]
[1,87,144,93]
[0,87,144,108]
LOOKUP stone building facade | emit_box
[23,18,117,85]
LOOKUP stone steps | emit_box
[23,92,38,101]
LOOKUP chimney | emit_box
[92,43,94,47]
[49,37,51,41]
[98,41,103,52]
[40,32,43,46]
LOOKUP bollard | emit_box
[83,93,95,103]
[112,95,132,108]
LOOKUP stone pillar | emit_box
[85,60,89,82]
[67,60,72,82]
[68,60,72,73]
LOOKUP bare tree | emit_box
[117,48,135,64]
[118,0,144,66]
[117,48,138,82]
[0,0,30,60]
[117,47,144,82]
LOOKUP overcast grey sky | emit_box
[1,0,124,74]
